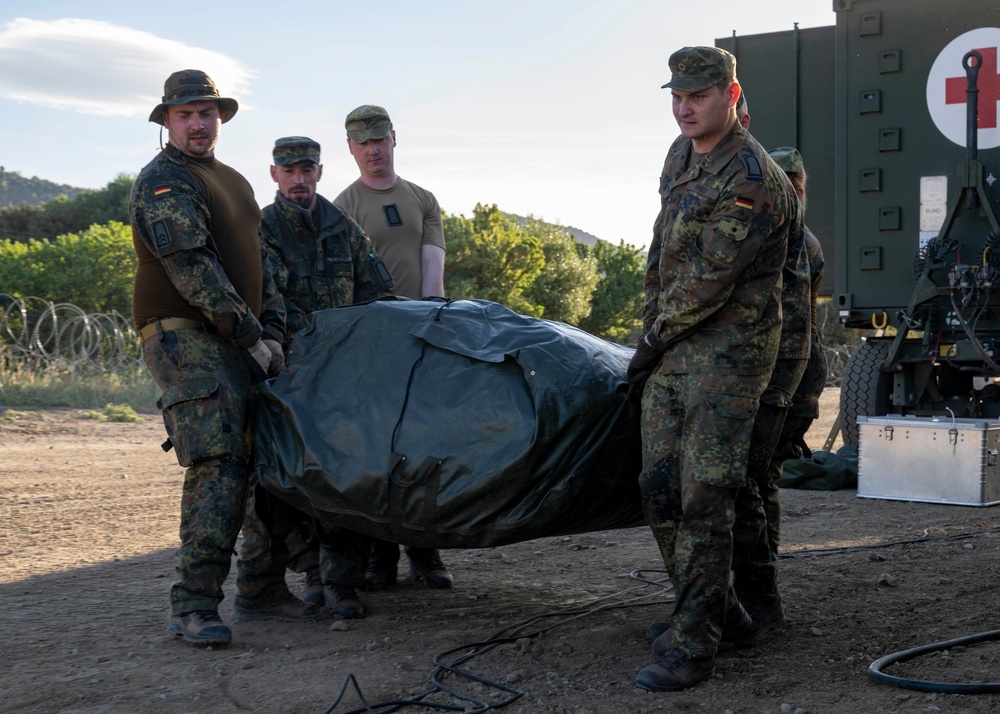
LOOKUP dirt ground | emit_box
[3,387,1000,714]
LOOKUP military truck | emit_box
[720,0,1000,446]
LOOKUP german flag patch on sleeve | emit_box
[735,196,754,209]
[153,185,171,196]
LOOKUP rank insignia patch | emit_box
[152,219,172,250]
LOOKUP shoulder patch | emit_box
[741,154,765,182]
[153,185,171,196]
[735,197,754,209]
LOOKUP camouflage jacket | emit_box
[261,193,393,343]
[777,195,810,361]
[130,144,284,347]
[642,123,795,376]
[804,225,825,342]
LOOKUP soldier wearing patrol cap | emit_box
[129,69,309,646]
[335,105,446,301]
[234,136,394,622]
[687,82,812,658]
[763,146,828,472]
[627,46,801,691]
[334,106,453,594]
[727,145,811,654]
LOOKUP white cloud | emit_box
[0,17,253,117]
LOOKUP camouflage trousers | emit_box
[235,476,318,607]
[779,336,829,459]
[142,328,255,616]
[236,481,370,607]
[639,371,767,658]
[732,358,808,601]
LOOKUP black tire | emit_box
[839,339,893,446]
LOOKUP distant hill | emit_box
[0,172,622,250]
[0,167,85,209]
[510,213,604,246]
[563,225,600,247]
[0,172,132,242]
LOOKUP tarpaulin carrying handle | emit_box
[387,453,443,544]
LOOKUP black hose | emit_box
[869,629,1000,693]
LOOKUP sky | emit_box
[0,1,837,250]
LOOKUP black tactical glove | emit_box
[627,333,665,388]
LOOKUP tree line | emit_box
[0,179,644,344]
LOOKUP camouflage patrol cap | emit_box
[769,146,805,175]
[272,136,321,166]
[661,46,737,92]
[149,69,238,125]
[345,105,393,142]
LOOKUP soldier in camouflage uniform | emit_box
[626,47,798,692]
[643,122,812,650]
[130,69,322,646]
[768,147,827,460]
[235,136,393,621]
[727,142,811,641]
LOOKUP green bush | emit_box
[0,221,135,313]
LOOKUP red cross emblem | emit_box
[944,46,1000,129]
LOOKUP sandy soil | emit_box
[3,389,1000,714]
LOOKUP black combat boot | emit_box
[406,546,454,589]
[635,647,715,692]
[301,565,323,605]
[365,540,400,590]
[735,561,787,634]
[326,583,365,619]
[651,599,762,656]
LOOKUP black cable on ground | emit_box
[868,629,1000,693]
[322,571,674,713]
[321,524,1000,710]
[778,524,1000,559]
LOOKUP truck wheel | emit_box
[839,339,893,446]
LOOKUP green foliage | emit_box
[0,167,84,210]
[444,204,546,316]
[521,218,599,325]
[578,239,645,343]
[443,204,645,343]
[0,221,136,313]
[0,174,133,242]
[79,403,143,422]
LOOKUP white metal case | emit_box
[857,415,1000,506]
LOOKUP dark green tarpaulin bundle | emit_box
[254,298,645,549]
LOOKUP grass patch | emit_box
[0,358,159,412]
[79,403,144,422]
[0,408,31,421]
